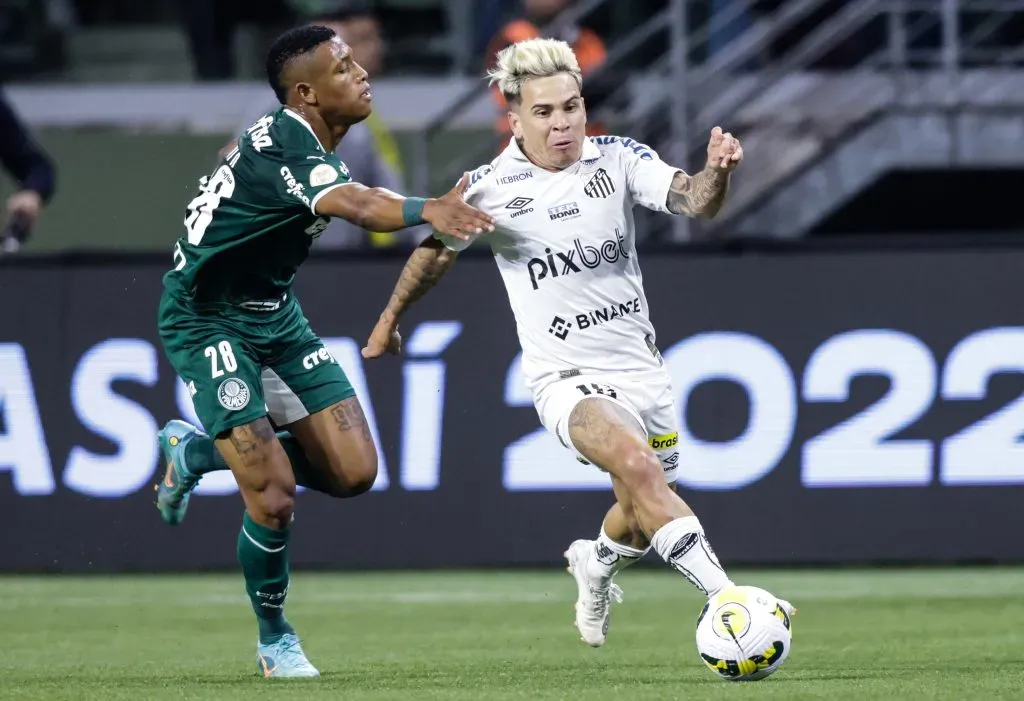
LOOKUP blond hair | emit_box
[487,38,582,104]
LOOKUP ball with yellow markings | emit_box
[695,585,792,682]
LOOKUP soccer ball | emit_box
[695,585,792,682]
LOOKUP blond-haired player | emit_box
[363,38,794,646]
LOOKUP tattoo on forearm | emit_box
[667,169,730,218]
[330,399,373,443]
[229,419,277,468]
[383,240,457,323]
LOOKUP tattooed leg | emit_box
[567,398,692,538]
[567,397,733,597]
[216,418,295,529]
[282,397,379,498]
[215,419,311,656]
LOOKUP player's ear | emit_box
[508,110,523,140]
[296,81,317,106]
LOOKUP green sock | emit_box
[237,512,295,645]
[185,431,324,490]
[183,434,229,476]
[276,431,331,492]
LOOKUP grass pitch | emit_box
[3,567,1023,700]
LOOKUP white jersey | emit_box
[437,136,681,394]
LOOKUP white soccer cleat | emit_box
[564,539,623,647]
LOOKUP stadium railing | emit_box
[410,0,1024,245]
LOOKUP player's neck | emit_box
[286,105,347,152]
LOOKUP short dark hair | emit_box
[266,25,337,104]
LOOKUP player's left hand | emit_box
[705,126,742,172]
[361,321,402,359]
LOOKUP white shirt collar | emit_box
[504,136,600,168]
[283,107,327,152]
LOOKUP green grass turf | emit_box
[3,568,1023,700]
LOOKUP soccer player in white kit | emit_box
[363,37,794,647]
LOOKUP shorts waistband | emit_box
[237,293,288,312]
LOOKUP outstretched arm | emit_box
[665,126,742,219]
[361,235,460,358]
[316,183,491,237]
[316,174,494,239]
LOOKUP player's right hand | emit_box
[423,174,495,240]
[361,321,402,359]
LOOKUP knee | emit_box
[250,482,296,525]
[324,445,379,498]
[617,447,665,494]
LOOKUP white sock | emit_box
[650,516,732,597]
[585,528,649,584]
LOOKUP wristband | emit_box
[402,197,427,226]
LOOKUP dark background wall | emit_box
[3,242,1023,572]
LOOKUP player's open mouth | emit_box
[361,88,372,100]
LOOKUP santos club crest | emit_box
[584,168,615,198]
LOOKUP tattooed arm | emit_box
[666,168,730,219]
[381,235,458,324]
[362,235,459,358]
[664,127,742,219]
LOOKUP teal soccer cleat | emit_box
[153,420,203,526]
[256,634,321,678]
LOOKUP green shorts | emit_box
[157,288,355,438]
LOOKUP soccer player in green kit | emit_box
[154,25,494,678]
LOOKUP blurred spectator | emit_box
[0,87,56,253]
[474,0,516,58]
[226,2,422,250]
[484,0,608,146]
[179,0,290,81]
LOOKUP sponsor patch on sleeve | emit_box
[309,163,339,187]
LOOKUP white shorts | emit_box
[534,366,679,483]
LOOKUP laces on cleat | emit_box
[589,582,624,619]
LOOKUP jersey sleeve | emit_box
[617,139,681,214]
[275,148,353,215]
[432,165,493,252]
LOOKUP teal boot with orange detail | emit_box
[256,634,320,678]
[154,420,204,525]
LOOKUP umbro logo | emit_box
[584,168,615,199]
[505,196,534,219]
[595,542,620,566]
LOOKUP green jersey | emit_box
[164,107,352,305]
